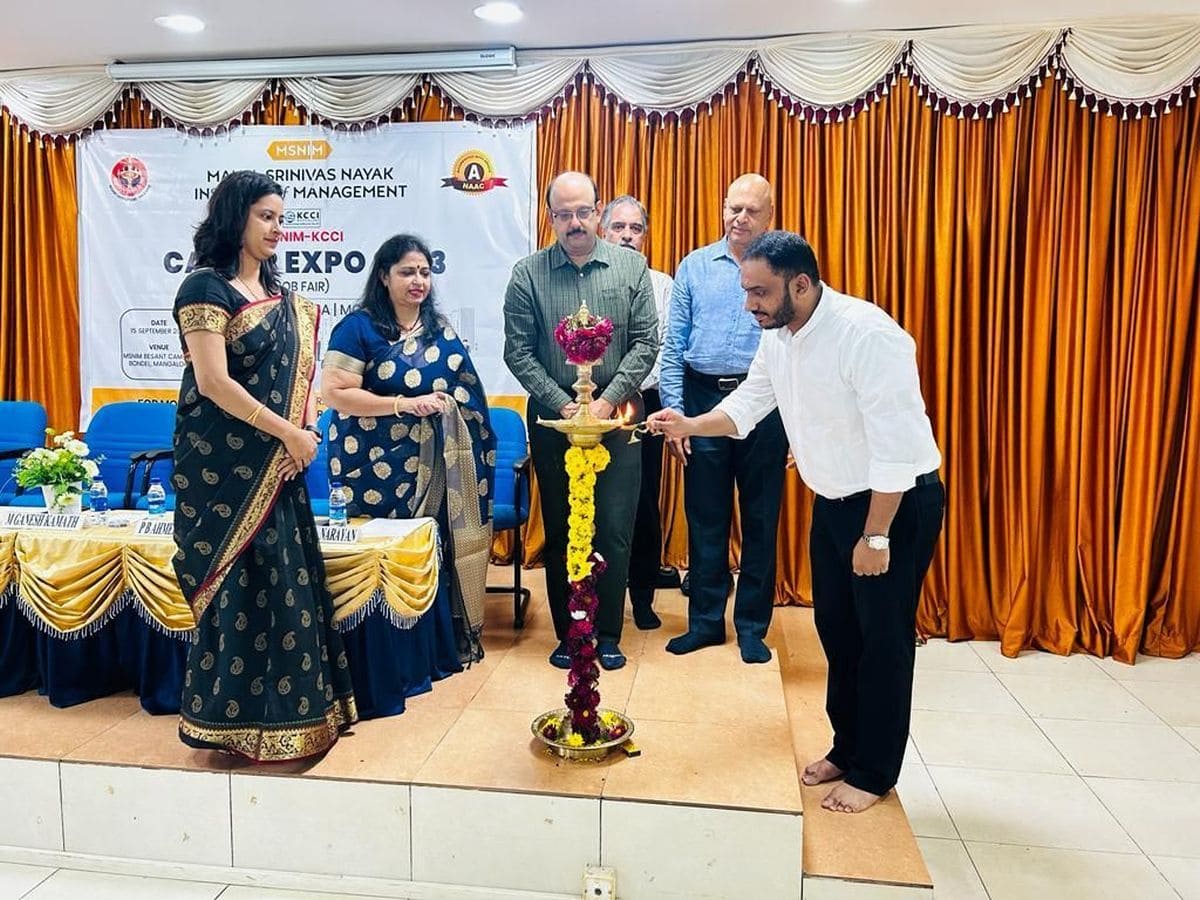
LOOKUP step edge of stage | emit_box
[775,608,935,889]
[11,749,806,817]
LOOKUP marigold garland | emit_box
[563,443,611,744]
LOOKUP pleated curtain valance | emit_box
[2,16,1199,135]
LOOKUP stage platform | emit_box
[0,567,933,899]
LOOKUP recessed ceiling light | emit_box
[473,2,523,24]
[154,14,205,34]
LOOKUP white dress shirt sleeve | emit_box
[715,340,778,439]
[848,326,935,492]
[641,270,674,390]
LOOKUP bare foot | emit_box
[821,782,883,813]
[802,757,845,786]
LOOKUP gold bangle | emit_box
[393,395,402,417]
[247,402,265,427]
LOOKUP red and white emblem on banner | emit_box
[109,156,150,200]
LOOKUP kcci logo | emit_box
[284,209,322,226]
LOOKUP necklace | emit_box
[234,275,265,302]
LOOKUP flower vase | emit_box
[41,484,83,515]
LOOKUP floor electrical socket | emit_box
[583,864,617,899]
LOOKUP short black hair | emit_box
[743,231,821,287]
[192,170,284,293]
[544,172,600,209]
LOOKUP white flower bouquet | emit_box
[14,429,101,510]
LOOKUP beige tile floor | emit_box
[902,633,1200,898]
[3,566,1199,898]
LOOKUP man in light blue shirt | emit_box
[659,174,789,664]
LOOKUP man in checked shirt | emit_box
[503,171,658,672]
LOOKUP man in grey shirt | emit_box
[503,171,658,670]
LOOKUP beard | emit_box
[764,291,796,329]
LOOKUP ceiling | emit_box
[4,1,1193,72]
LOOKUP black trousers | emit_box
[811,479,945,796]
[529,395,642,645]
[628,387,665,589]
[682,371,788,642]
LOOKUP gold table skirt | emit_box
[0,518,440,640]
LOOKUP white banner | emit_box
[77,123,537,424]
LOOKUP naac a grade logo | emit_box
[442,150,508,194]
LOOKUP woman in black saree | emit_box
[172,170,356,760]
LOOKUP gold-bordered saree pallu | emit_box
[173,287,357,761]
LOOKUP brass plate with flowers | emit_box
[531,707,635,762]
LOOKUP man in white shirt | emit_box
[647,231,944,813]
[600,194,678,630]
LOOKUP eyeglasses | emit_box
[550,206,597,224]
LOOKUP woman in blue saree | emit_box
[322,234,494,713]
[173,170,357,760]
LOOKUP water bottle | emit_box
[329,482,348,525]
[146,477,167,516]
[88,479,109,524]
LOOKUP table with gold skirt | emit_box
[0,515,458,718]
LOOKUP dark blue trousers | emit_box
[682,370,787,642]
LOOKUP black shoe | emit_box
[654,565,681,589]
[597,641,627,670]
[665,630,724,655]
[549,641,571,669]
[630,587,662,630]
[680,572,690,596]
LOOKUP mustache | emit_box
[567,227,587,237]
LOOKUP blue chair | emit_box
[0,401,48,504]
[485,407,532,628]
[89,401,178,510]
[9,401,178,510]
[306,409,334,517]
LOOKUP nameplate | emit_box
[1,510,83,531]
[134,518,175,537]
[357,517,433,540]
[318,524,359,545]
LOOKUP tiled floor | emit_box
[0,869,394,900]
[904,636,1200,899]
[2,568,1199,898]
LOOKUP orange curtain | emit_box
[3,77,1199,660]
[1,111,81,429]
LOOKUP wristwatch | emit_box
[863,534,890,551]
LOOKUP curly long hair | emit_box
[192,170,284,292]
[359,234,444,343]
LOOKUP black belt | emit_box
[684,365,747,392]
[831,470,940,502]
